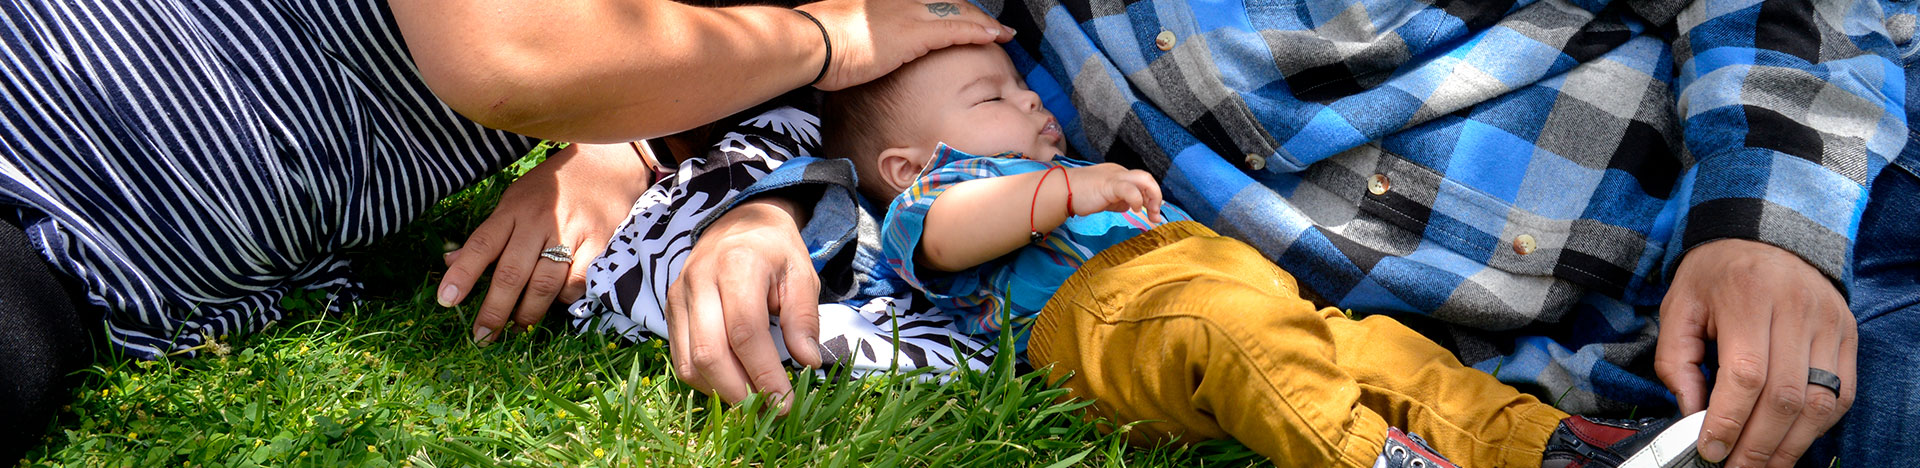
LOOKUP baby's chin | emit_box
[1034,143,1070,161]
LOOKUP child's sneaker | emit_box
[1376,426,1460,468]
[1542,411,1720,468]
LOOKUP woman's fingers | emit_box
[438,216,511,307]
[510,243,573,331]
[560,234,602,302]
[471,223,551,345]
[801,0,1011,91]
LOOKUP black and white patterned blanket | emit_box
[568,97,997,376]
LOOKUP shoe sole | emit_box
[1619,411,1719,468]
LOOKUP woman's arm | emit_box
[392,0,1011,143]
[920,163,1163,272]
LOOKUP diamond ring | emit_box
[539,244,573,263]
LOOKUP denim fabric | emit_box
[1805,161,1920,466]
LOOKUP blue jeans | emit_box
[1805,160,1920,466]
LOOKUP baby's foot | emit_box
[1542,411,1720,468]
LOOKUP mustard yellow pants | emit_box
[1026,221,1569,467]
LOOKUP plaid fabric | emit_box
[973,0,1908,413]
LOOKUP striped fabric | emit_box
[973,0,1909,412]
[0,0,535,358]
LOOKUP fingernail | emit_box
[1700,439,1728,462]
[473,327,493,346]
[437,284,459,307]
[985,25,1002,36]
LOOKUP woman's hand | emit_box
[801,0,1016,92]
[438,142,653,345]
[666,197,824,414]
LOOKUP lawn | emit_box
[19,145,1266,467]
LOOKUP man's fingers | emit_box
[775,262,824,369]
[439,218,512,307]
[1724,303,1812,468]
[667,268,711,393]
[1655,296,1712,414]
[472,230,546,346]
[1768,309,1848,468]
[688,273,753,402]
[717,256,792,408]
[1698,313,1772,464]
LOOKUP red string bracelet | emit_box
[1030,166,1071,243]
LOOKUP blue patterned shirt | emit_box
[879,145,1192,342]
[737,0,1915,413]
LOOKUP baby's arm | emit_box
[919,163,1164,272]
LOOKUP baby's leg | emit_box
[1322,311,1570,466]
[1028,222,1563,467]
[1029,234,1386,466]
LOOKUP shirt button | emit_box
[1513,234,1537,255]
[1245,153,1265,171]
[1367,174,1391,195]
[1155,30,1177,51]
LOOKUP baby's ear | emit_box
[876,146,927,195]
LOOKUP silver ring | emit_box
[539,244,573,263]
[1808,368,1842,395]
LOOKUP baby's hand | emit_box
[1067,163,1166,224]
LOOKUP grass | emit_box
[19,144,1266,467]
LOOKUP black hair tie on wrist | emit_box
[793,9,830,88]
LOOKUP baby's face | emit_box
[896,44,1065,164]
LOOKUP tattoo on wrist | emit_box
[928,3,960,17]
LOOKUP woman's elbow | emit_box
[415,44,556,133]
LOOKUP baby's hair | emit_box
[820,68,917,199]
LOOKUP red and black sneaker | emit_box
[1542,411,1720,468]
[1379,426,1461,468]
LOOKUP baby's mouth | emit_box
[1041,118,1063,141]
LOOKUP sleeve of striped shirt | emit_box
[1662,0,1907,288]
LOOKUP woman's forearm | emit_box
[395,0,821,143]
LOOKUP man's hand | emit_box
[800,0,1014,92]
[1655,239,1857,467]
[666,197,824,414]
[438,143,651,345]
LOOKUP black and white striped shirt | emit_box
[0,0,535,357]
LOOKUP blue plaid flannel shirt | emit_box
[731,0,1913,414]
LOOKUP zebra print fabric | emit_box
[0,0,535,357]
[570,98,997,376]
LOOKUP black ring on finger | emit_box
[1808,368,1842,395]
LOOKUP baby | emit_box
[821,43,1712,468]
